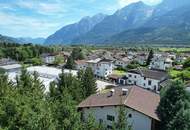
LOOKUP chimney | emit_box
[122,88,128,96]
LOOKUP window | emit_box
[128,114,132,118]
[134,81,137,85]
[148,80,152,85]
[134,75,137,78]
[129,74,132,77]
[107,125,113,129]
[99,119,103,124]
[144,77,146,80]
[107,115,115,121]
[154,85,157,91]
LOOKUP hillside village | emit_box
[1,44,190,130]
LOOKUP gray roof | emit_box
[128,68,168,80]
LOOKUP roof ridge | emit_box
[123,87,134,105]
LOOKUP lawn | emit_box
[159,48,190,52]
[169,70,181,78]
[113,70,126,76]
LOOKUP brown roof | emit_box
[78,86,160,121]
[128,68,168,80]
[75,60,87,65]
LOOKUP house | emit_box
[114,57,131,68]
[78,86,160,130]
[41,53,56,64]
[78,58,114,78]
[108,74,128,85]
[127,68,168,92]
[75,60,87,70]
[134,53,147,65]
[95,59,113,78]
[149,54,173,71]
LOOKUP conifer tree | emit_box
[65,56,75,69]
[146,49,154,66]
[115,106,133,130]
[157,80,190,130]
[81,67,97,98]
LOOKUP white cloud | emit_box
[0,12,63,37]
[14,0,67,16]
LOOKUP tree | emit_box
[114,106,132,130]
[81,67,97,98]
[168,105,190,130]
[146,50,154,66]
[54,56,64,65]
[82,114,105,130]
[0,68,5,75]
[48,73,83,130]
[0,70,55,130]
[183,57,190,69]
[65,56,75,69]
[71,47,85,60]
[30,57,43,66]
[126,61,140,70]
[157,80,190,130]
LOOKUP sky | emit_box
[0,0,162,38]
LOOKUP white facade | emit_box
[95,61,113,78]
[80,58,114,78]
[150,55,173,71]
[81,106,152,130]
[127,72,161,91]
[42,56,55,64]
[75,61,88,70]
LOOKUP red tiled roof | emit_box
[78,86,160,121]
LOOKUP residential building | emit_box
[95,59,113,78]
[41,53,56,64]
[75,60,87,70]
[114,57,131,68]
[76,58,114,78]
[149,54,173,70]
[78,86,160,130]
[127,68,168,92]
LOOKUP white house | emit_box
[76,58,114,78]
[149,54,173,71]
[78,86,160,130]
[41,53,56,64]
[75,60,88,70]
[114,57,131,68]
[95,59,113,78]
[127,68,168,92]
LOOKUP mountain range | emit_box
[0,35,45,44]
[44,0,190,45]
